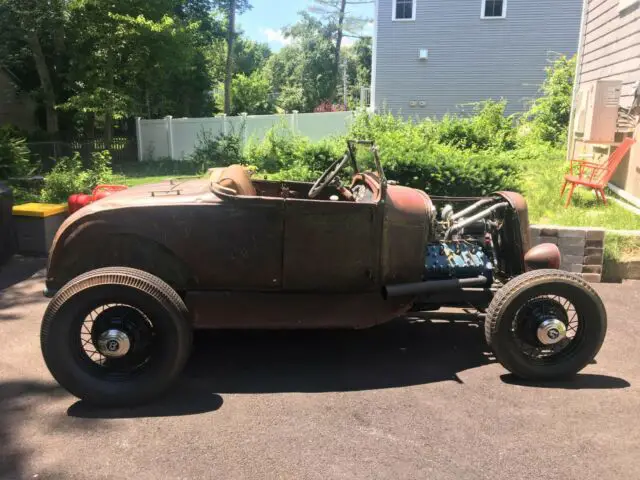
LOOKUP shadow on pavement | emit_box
[67,386,223,419]
[0,256,46,291]
[184,317,494,393]
[500,373,630,389]
[0,256,47,322]
[0,380,80,479]
[66,316,491,419]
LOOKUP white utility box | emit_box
[574,80,622,143]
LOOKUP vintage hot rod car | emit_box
[41,141,607,406]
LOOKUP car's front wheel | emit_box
[41,267,192,407]
[485,269,607,380]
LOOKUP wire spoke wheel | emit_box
[77,303,156,378]
[511,295,581,364]
[485,270,607,380]
[41,267,192,407]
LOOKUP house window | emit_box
[481,0,507,18]
[393,0,416,21]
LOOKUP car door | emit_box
[282,197,381,292]
[182,196,285,290]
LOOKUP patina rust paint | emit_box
[381,185,433,284]
[524,243,562,270]
[185,290,412,329]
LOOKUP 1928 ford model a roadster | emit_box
[41,141,607,406]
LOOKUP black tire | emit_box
[41,267,192,407]
[485,269,607,380]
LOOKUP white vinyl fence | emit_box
[136,111,355,161]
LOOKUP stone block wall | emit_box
[530,225,605,283]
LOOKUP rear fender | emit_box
[47,233,193,293]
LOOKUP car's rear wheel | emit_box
[485,269,606,380]
[41,267,192,407]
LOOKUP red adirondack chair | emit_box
[560,137,636,207]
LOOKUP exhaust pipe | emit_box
[382,275,488,299]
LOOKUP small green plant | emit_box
[0,125,32,179]
[40,150,117,203]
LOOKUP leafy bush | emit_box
[41,151,117,203]
[433,101,517,152]
[346,106,522,196]
[521,55,576,145]
[189,130,243,171]
[245,121,521,196]
[0,125,32,179]
[349,100,517,153]
[245,124,342,180]
[380,143,521,196]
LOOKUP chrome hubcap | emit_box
[96,329,131,358]
[537,319,567,345]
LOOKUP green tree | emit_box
[308,0,373,101]
[216,0,252,115]
[340,36,372,105]
[216,70,274,115]
[234,38,271,76]
[266,13,337,112]
[0,0,68,135]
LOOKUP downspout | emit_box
[566,0,589,160]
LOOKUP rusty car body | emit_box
[41,141,608,406]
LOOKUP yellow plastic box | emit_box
[12,203,68,256]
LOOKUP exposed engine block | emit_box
[425,241,491,279]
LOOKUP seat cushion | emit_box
[212,165,256,196]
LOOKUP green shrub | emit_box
[345,105,522,196]
[245,123,343,178]
[433,101,518,152]
[0,125,32,179]
[41,150,117,203]
[189,130,243,171]
[244,121,522,196]
[381,144,522,196]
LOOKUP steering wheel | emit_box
[308,154,350,199]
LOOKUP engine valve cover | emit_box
[425,242,489,278]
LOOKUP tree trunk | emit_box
[52,0,66,75]
[25,30,59,136]
[331,0,347,103]
[224,0,236,115]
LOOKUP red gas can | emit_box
[68,185,127,213]
[68,193,93,214]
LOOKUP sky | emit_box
[237,0,375,51]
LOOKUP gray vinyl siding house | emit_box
[371,0,583,117]
[570,0,640,199]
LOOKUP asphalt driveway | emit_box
[1,256,639,480]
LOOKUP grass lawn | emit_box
[113,162,203,187]
[118,175,199,187]
[521,149,640,230]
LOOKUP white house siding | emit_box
[372,0,583,118]
[574,0,640,198]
